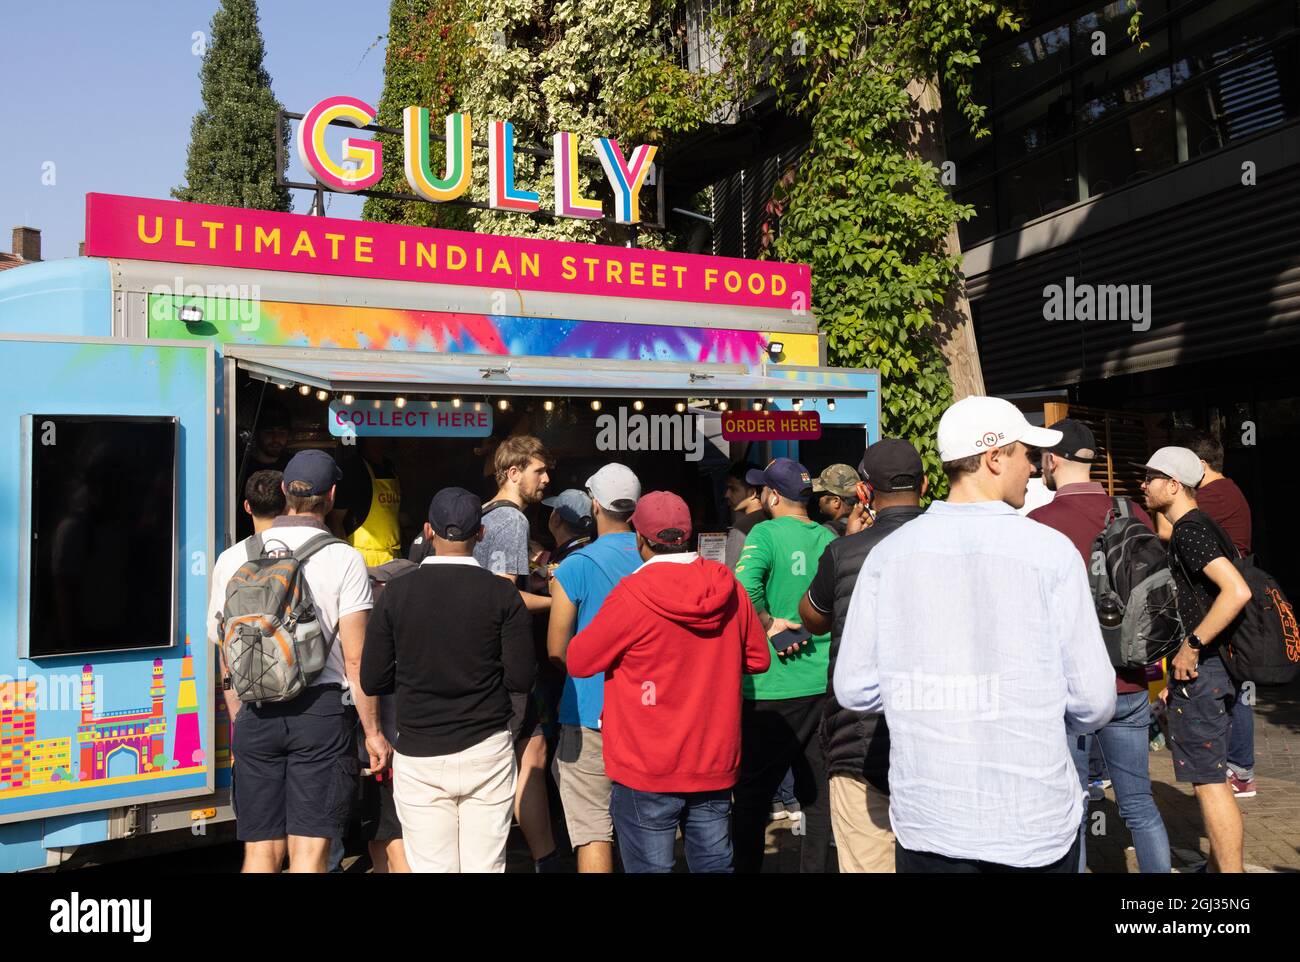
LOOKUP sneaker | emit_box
[769,802,788,822]
[1228,772,1258,798]
[1087,778,1111,800]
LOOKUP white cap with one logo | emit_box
[938,396,1063,461]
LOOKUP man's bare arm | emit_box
[547,580,579,670]
[338,609,391,771]
[798,591,832,636]
[493,570,552,613]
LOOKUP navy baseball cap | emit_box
[428,486,483,541]
[746,457,813,502]
[542,488,593,529]
[282,449,342,496]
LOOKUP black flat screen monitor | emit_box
[25,414,178,657]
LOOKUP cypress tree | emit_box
[173,0,291,211]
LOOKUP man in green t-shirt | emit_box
[734,457,836,873]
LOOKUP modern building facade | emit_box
[949,0,1299,589]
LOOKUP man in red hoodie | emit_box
[567,491,771,873]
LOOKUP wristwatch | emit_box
[1186,632,1205,651]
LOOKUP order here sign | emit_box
[721,410,821,441]
[329,400,494,437]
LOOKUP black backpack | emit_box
[1088,498,1184,669]
[1171,515,1300,686]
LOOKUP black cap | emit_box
[428,486,483,542]
[858,438,924,492]
[283,449,342,496]
[1046,418,1096,463]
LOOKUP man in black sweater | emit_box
[361,486,536,872]
[797,439,927,873]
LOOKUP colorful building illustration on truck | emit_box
[171,641,203,769]
[77,660,167,779]
[0,682,38,790]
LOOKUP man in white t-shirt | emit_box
[217,450,391,873]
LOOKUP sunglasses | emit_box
[1143,471,1171,484]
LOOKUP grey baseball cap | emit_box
[1144,446,1205,488]
[586,463,641,512]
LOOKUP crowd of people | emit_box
[208,395,1258,873]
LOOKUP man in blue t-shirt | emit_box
[547,463,643,873]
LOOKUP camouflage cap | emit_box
[811,463,860,497]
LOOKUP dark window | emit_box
[956,179,997,247]
[992,23,1072,107]
[997,82,1073,165]
[998,146,1079,229]
[1080,100,1177,196]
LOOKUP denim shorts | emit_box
[1167,654,1235,784]
[232,686,359,841]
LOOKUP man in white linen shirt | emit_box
[834,396,1116,871]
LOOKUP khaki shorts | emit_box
[829,773,895,873]
[552,725,613,847]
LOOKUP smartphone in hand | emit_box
[772,626,811,655]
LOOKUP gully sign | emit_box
[297,96,658,224]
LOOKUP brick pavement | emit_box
[500,678,1300,874]
[1085,677,1300,874]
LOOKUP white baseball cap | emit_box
[1144,447,1204,488]
[937,396,1063,461]
[586,463,641,511]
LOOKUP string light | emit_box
[718,400,729,411]
[315,389,329,402]
[633,399,644,411]
[373,399,383,409]
[498,398,510,411]
[279,383,290,391]
[752,400,763,411]
[591,399,602,411]
[429,400,439,409]
[452,397,462,408]
[828,397,836,411]
[394,396,407,408]
[298,384,311,396]
[543,399,554,412]
[793,398,804,412]
[675,402,686,413]
[341,393,355,405]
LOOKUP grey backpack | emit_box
[218,532,346,704]
[1088,498,1184,669]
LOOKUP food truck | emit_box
[0,189,878,872]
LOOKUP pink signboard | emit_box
[85,194,810,312]
[721,410,822,441]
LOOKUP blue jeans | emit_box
[1227,690,1255,781]
[1071,690,1171,874]
[610,783,733,873]
[773,767,797,807]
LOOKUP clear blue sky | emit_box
[0,0,390,260]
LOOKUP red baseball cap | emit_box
[631,491,692,546]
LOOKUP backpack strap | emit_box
[482,499,523,517]
[1113,497,1131,520]
[292,532,348,564]
[245,533,264,561]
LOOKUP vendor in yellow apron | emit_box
[349,460,402,566]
